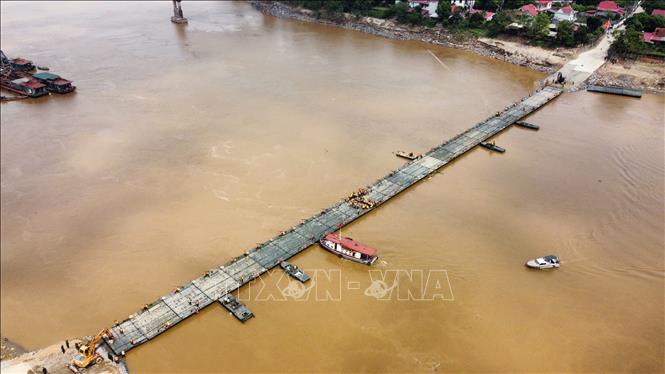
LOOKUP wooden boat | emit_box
[395,151,419,160]
[280,261,310,283]
[319,233,378,265]
[515,121,539,130]
[480,141,505,153]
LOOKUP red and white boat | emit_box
[319,233,378,265]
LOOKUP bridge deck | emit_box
[104,86,562,356]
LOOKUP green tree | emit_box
[642,0,665,14]
[392,1,410,23]
[469,12,487,28]
[527,12,550,40]
[626,13,665,32]
[586,16,603,32]
[436,0,451,22]
[611,28,645,54]
[475,0,502,11]
[486,11,511,36]
[574,25,591,45]
[503,0,537,9]
[556,21,575,47]
[324,0,344,14]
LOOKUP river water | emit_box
[1,1,663,373]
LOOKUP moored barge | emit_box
[319,233,378,265]
[10,57,36,72]
[0,76,49,97]
[32,72,76,94]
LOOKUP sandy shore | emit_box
[1,337,126,374]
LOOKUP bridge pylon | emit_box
[171,0,188,24]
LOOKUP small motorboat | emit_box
[395,151,419,160]
[480,141,505,153]
[280,261,310,283]
[525,255,560,269]
[319,233,378,266]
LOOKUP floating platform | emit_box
[587,85,642,98]
[480,142,506,153]
[102,86,562,357]
[280,261,310,283]
[515,121,539,130]
[219,294,253,322]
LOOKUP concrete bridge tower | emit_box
[171,0,188,24]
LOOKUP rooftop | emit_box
[32,72,61,81]
[597,1,624,14]
[652,9,665,17]
[520,4,538,17]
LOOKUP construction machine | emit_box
[69,328,113,372]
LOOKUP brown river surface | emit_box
[1,1,663,373]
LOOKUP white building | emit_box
[553,5,576,23]
[407,0,439,18]
[536,0,553,12]
[451,0,475,10]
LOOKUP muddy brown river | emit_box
[1,1,663,373]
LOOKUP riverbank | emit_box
[1,337,126,374]
[250,1,566,73]
[1,337,27,361]
[587,58,665,94]
[250,1,665,94]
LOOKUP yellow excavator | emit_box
[69,328,113,372]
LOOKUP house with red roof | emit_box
[642,28,665,44]
[520,3,538,17]
[596,1,624,17]
[469,8,494,20]
[553,5,576,22]
[536,0,553,12]
[652,9,665,17]
[407,0,439,18]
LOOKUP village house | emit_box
[407,0,439,18]
[535,0,553,12]
[553,5,576,23]
[643,28,665,44]
[469,8,495,21]
[596,0,624,17]
[652,9,665,17]
[520,3,538,17]
[451,0,475,10]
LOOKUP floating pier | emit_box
[102,86,562,357]
[587,85,642,98]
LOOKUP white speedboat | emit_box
[525,255,560,269]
